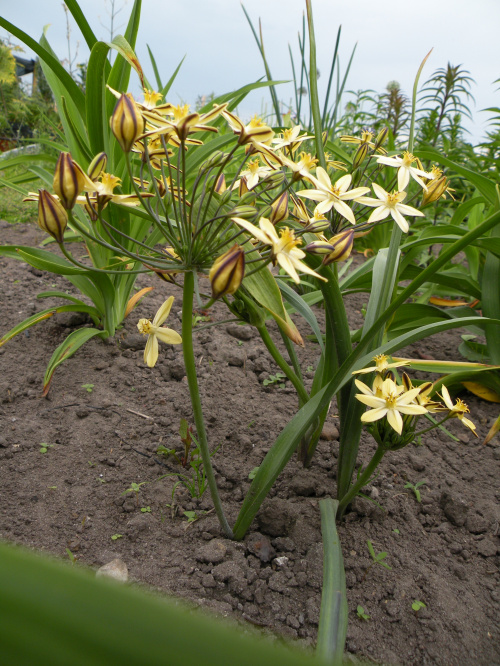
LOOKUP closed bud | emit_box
[304,240,335,255]
[209,244,245,299]
[352,142,370,169]
[53,152,86,210]
[322,229,354,265]
[259,205,273,220]
[37,189,68,243]
[110,93,143,152]
[87,152,107,181]
[229,205,258,220]
[201,151,228,171]
[215,174,226,194]
[266,171,285,188]
[270,191,289,224]
[304,217,331,234]
[422,175,449,206]
[374,127,389,151]
[238,191,257,206]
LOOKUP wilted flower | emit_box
[232,216,326,284]
[137,297,182,368]
[37,189,68,243]
[421,175,453,206]
[209,245,245,299]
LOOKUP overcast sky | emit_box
[2,0,497,143]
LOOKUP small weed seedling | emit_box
[140,506,151,513]
[262,372,286,388]
[363,539,392,580]
[412,600,427,612]
[111,534,123,541]
[122,481,147,505]
[404,479,428,503]
[157,419,217,499]
[356,605,370,620]
[39,443,53,454]
[65,548,77,564]
[81,384,94,393]
[248,466,259,480]
[183,509,213,528]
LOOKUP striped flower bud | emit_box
[421,175,449,206]
[374,127,389,152]
[87,152,108,181]
[209,245,245,300]
[322,229,354,265]
[270,191,289,224]
[352,142,370,169]
[53,152,86,210]
[110,94,143,152]
[229,205,258,220]
[37,189,68,243]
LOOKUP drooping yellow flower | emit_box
[355,377,427,435]
[353,354,410,375]
[137,297,182,368]
[356,184,425,233]
[272,125,313,152]
[439,386,478,436]
[376,151,433,191]
[222,110,274,147]
[232,216,326,284]
[297,167,370,224]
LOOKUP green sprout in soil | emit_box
[122,481,147,505]
[262,372,286,388]
[248,467,259,480]
[140,506,151,513]
[111,534,123,541]
[363,539,392,580]
[412,600,427,612]
[39,443,53,454]
[81,384,94,393]
[356,605,370,620]
[65,548,77,564]
[405,479,428,503]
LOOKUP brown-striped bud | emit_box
[87,152,107,181]
[374,127,389,151]
[270,191,289,224]
[110,93,143,152]
[37,189,68,243]
[322,229,354,265]
[304,240,336,255]
[209,244,245,300]
[421,175,449,206]
[215,174,226,194]
[352,142,370,170]
[53,152,86,210]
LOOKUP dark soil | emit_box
[1,219,499,666]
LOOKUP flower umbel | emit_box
[137,297,182,368]
[355,377,427,435]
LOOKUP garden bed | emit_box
[0,219,499,665]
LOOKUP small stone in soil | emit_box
[256,498,297,537]
[195,539,227,564]
[96,559,128,582]
[440,491,469,527]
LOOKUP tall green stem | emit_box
[257,324,309,405]
[338,446,385,515]
[182,272,233,539]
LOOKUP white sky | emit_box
[2,0,498,143]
